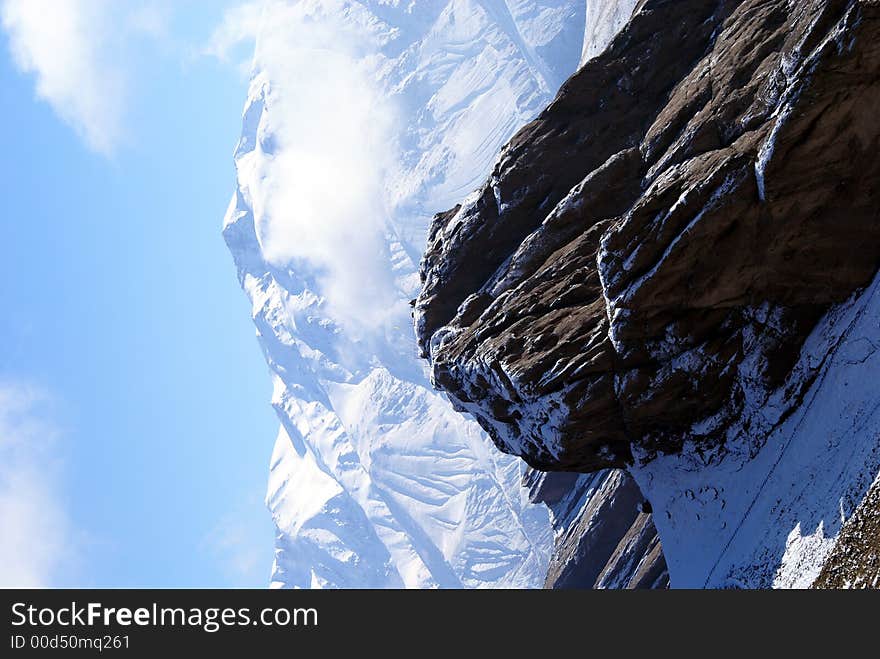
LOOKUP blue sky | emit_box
[0,1,277,586]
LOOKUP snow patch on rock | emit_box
[631,270,880,588]
[580,0,639,66]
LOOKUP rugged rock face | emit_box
[415,0,880,474]
[526,468,667,588]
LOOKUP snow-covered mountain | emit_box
[223,0,591,588]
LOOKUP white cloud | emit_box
[1,0,126,154]
[217,1,402,332]
[0,382,72,587]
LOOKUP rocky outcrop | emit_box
[415,0,880,474]
[526,469,667,588]
[814,472,880,588]
[415,0,880,587]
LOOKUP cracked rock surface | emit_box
[415,0,880,473]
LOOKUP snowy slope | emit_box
[580,0,638,66]
[631,270,880,588]
[223,0,587,588]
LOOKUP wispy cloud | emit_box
[0,0,182,155]
[1,0,126,154]
[203,1,263,65]
[0,381,72,587]
[213,1,402,332]
[203,496,272,587]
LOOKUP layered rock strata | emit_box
[525,469,667,588]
